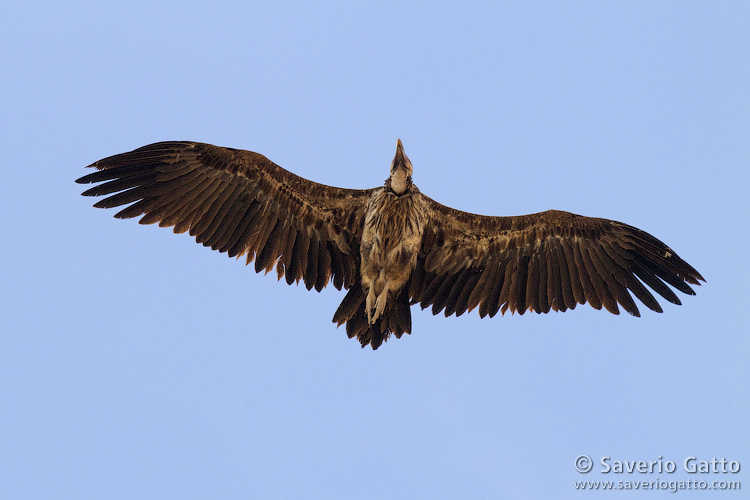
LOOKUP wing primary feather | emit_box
[613,259,663,313]
[188,182,231,238]
[159,181,217,230]
[148,172,218,227]
[623,229,704,284]
[154,174,215,228]
[581,244,619,314]
[77,161,181,184]
[590,245,637,316]
[634,254,695,296]
[92,184,157,210]
[93,170,196,210]
[80,172,158,197]
[173,179,224,234]
[561,243,586,305]
[630,260,681,305]
[110,199,151,220]
[572,242,602,310]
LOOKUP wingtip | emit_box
[75,173,94,184]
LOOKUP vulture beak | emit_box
[389,139,412,194]
[392,139,409,173]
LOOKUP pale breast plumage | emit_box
[360,186,428,326]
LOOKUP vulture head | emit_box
[389,139,413,195]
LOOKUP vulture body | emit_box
[76,140,704,349]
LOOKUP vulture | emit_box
[76,140,704,349]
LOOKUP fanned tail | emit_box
[332,285,412,349]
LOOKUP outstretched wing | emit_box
[410,199,704,318]
[76,141,375,291]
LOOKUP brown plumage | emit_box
[76,140,704,349]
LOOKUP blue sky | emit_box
[1,1,748,498]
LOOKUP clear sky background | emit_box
[1,1,748,498]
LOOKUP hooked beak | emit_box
[392,138,407,171]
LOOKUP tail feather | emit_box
[333,285,362,326]
[332,285,412,349]
[395,290,411,338]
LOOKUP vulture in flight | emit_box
[77,140,704,349]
